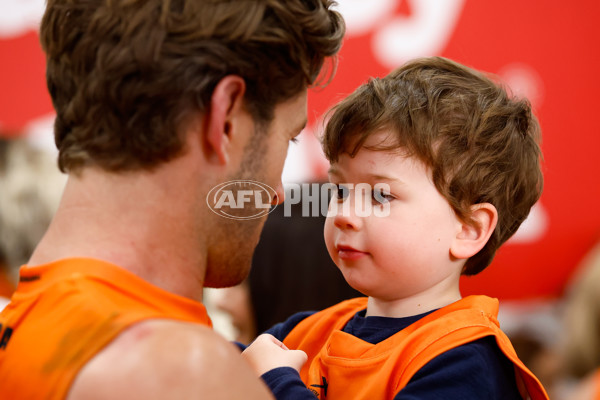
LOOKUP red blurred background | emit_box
[1,0,598,300]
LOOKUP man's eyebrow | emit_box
[327,166,341,177]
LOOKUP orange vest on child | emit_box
[0,258,212,399]
[283,296,548,400]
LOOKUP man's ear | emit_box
[450,203,498,260]
[204,75,246,165]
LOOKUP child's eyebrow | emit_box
[328,168,405,185]
[368,174,404,184]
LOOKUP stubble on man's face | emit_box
[203,123,271,288]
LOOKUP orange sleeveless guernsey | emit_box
[0,258,212,399]
[0,269,15,299]
[283,296,548,400]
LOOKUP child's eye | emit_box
[372,188,394,204]
[335,185,350,201]
[290,137,299,144]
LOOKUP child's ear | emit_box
[204,75,246,165]
[450,203,498,260]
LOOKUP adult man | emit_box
[0,0,344,398]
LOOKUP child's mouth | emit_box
[337,245,368,260]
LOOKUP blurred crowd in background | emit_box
[1,1,598,399]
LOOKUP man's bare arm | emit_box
[67,320,274,400]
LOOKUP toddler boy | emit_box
[242,57,549,400]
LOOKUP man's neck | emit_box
[29,166,209,302]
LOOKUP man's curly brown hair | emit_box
[40,0,345,173]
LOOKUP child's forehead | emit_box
[345,130,410,160]
[334,129,397,158]
[328,128,433,180]
[329,145,428,179]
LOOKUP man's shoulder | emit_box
[68,319,273,399]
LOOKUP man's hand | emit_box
[242,334,308,376]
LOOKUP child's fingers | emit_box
[242,334,308,374]
[269,336,289,350]
[255,333,289,350]
[287,349,308,371]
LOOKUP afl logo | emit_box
[206,180,278,220]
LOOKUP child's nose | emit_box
[331,196,363,231]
